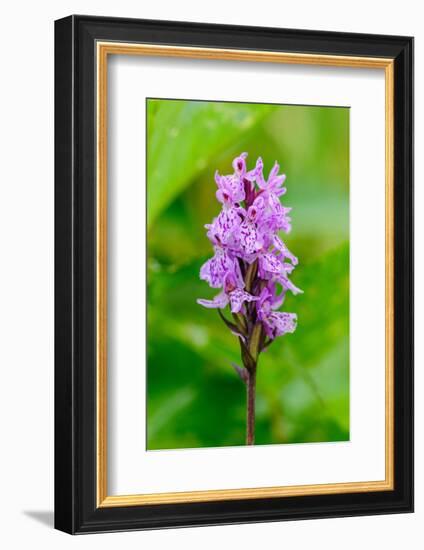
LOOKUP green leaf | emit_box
[147,99,274,226]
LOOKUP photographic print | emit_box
[146,98,350,450]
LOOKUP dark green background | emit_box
[146,98,349,450]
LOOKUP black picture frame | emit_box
[55,14,414,534]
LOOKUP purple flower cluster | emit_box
[197,153,301,342]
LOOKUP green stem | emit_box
[245,260,258,293]
[245,322,262,445]
[246,366,256,445]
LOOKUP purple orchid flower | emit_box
[198,271,258,314]
[199,247,243,289]
[197,153,301,445]
[256,158,287,196]
[215,172,245,206]
[256,285,297,339]
[205,206,242,248]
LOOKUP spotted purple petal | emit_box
[232,152,248,175]
[268,312,297,336]
[258,252,282,278]
[278,274,303,295]
[215,172,245,205]
[239,221,263,256]
[197,291,229,309]
[228,289,259,313]
[206,207,242,247]
[273,235,298,265]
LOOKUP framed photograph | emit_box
[54,15,414,534]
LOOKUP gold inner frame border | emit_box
[96,42,394,508]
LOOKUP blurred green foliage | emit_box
[146,98,349,450]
